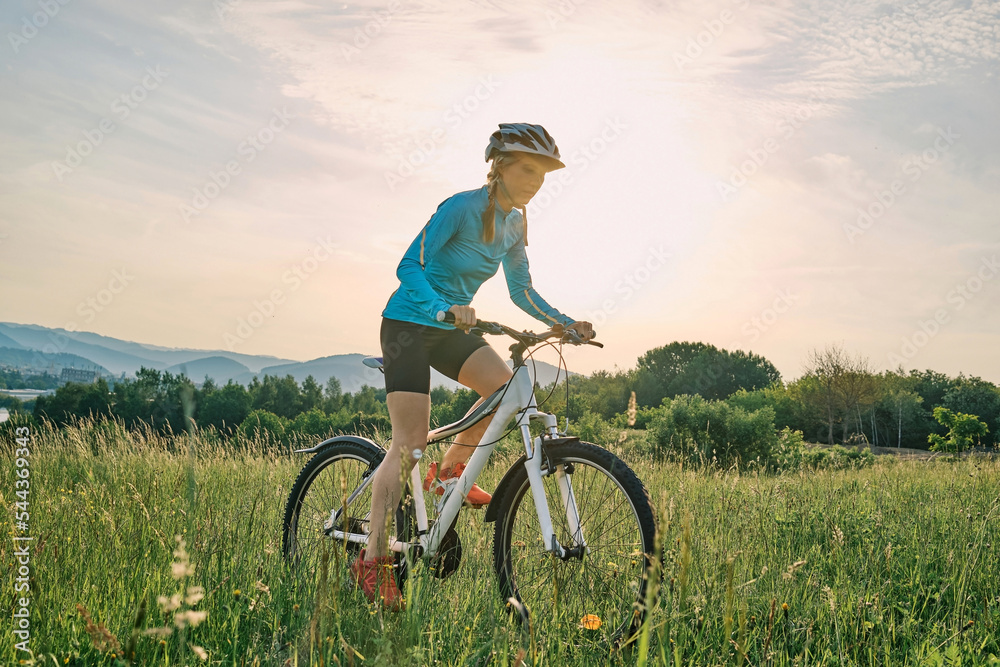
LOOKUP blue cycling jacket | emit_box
[383,186,575,329]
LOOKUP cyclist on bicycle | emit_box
[352,123,595,609]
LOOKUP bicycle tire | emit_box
[492,441,657,645]
[282,440,416,589]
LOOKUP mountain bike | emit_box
[281,315,658,644]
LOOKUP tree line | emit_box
[11,341,999,454]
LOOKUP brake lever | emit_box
[561,329,602,347]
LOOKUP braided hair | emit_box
[481,153,528,246]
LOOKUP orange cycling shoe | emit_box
[422,462,492,508]
[349,549,404,611]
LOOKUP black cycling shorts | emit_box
[380,317,490,394]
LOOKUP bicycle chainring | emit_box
[428,520,463,579]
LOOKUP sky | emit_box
[2,0,998,384]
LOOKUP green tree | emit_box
[347,385,384,416]
[237,409,289,448]
[324,376,344,413]
[636,342,780,405]
[927,407,989,453]
[33,379,111,426]
[300,375,324,413]
[429,386,479,428]
[198,382,252,434]
[250,375,302,419]
[110,368,195,434]
[880,387,924,449]
[725,385,803,432]
[943,376,1000,446]
[799,345,876,445]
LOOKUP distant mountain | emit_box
[0,322,296,377]
[0,323,160,376]
[0,332,25,350]
[166,356,252,385]
[0,322,575,392]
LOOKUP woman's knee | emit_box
[457,346,512,396]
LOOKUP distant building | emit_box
[60,368,100,384]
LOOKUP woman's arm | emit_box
[395,197,463,320]
[502,235,575,327]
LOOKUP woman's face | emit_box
[500,154,549,208]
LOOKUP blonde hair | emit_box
[482,153,528,246]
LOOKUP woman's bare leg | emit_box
[367,391,430,559]
[440,345,513,471]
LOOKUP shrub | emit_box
[570,410,620,445]
[289,408,341,440]
[647,394,777,468]
[236,409,289,449]
[770,427,806,471]
[800,444,875,470]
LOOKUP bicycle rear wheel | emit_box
[282,439,415,587]
[492,441,657,645]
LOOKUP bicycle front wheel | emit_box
[492,441,657,645]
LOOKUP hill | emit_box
[166,356,252,385]
[0,322,574,393]
[0,322,296,377]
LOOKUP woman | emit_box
[352,123,595,609]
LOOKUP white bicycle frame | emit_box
[328,361,586,560]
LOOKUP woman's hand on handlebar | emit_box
[448,304,477,330]
[566,321,596,341]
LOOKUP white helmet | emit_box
[485,123,565,170]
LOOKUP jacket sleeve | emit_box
[502,233,575,327]
[395,197,462,321]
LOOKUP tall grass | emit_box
[2,419,998,665]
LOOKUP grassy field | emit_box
[2,420,999,666]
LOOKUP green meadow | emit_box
[2,420,999,666]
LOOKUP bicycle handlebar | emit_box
[435,310,603,349]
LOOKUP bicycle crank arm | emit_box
[328,529,414,554]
